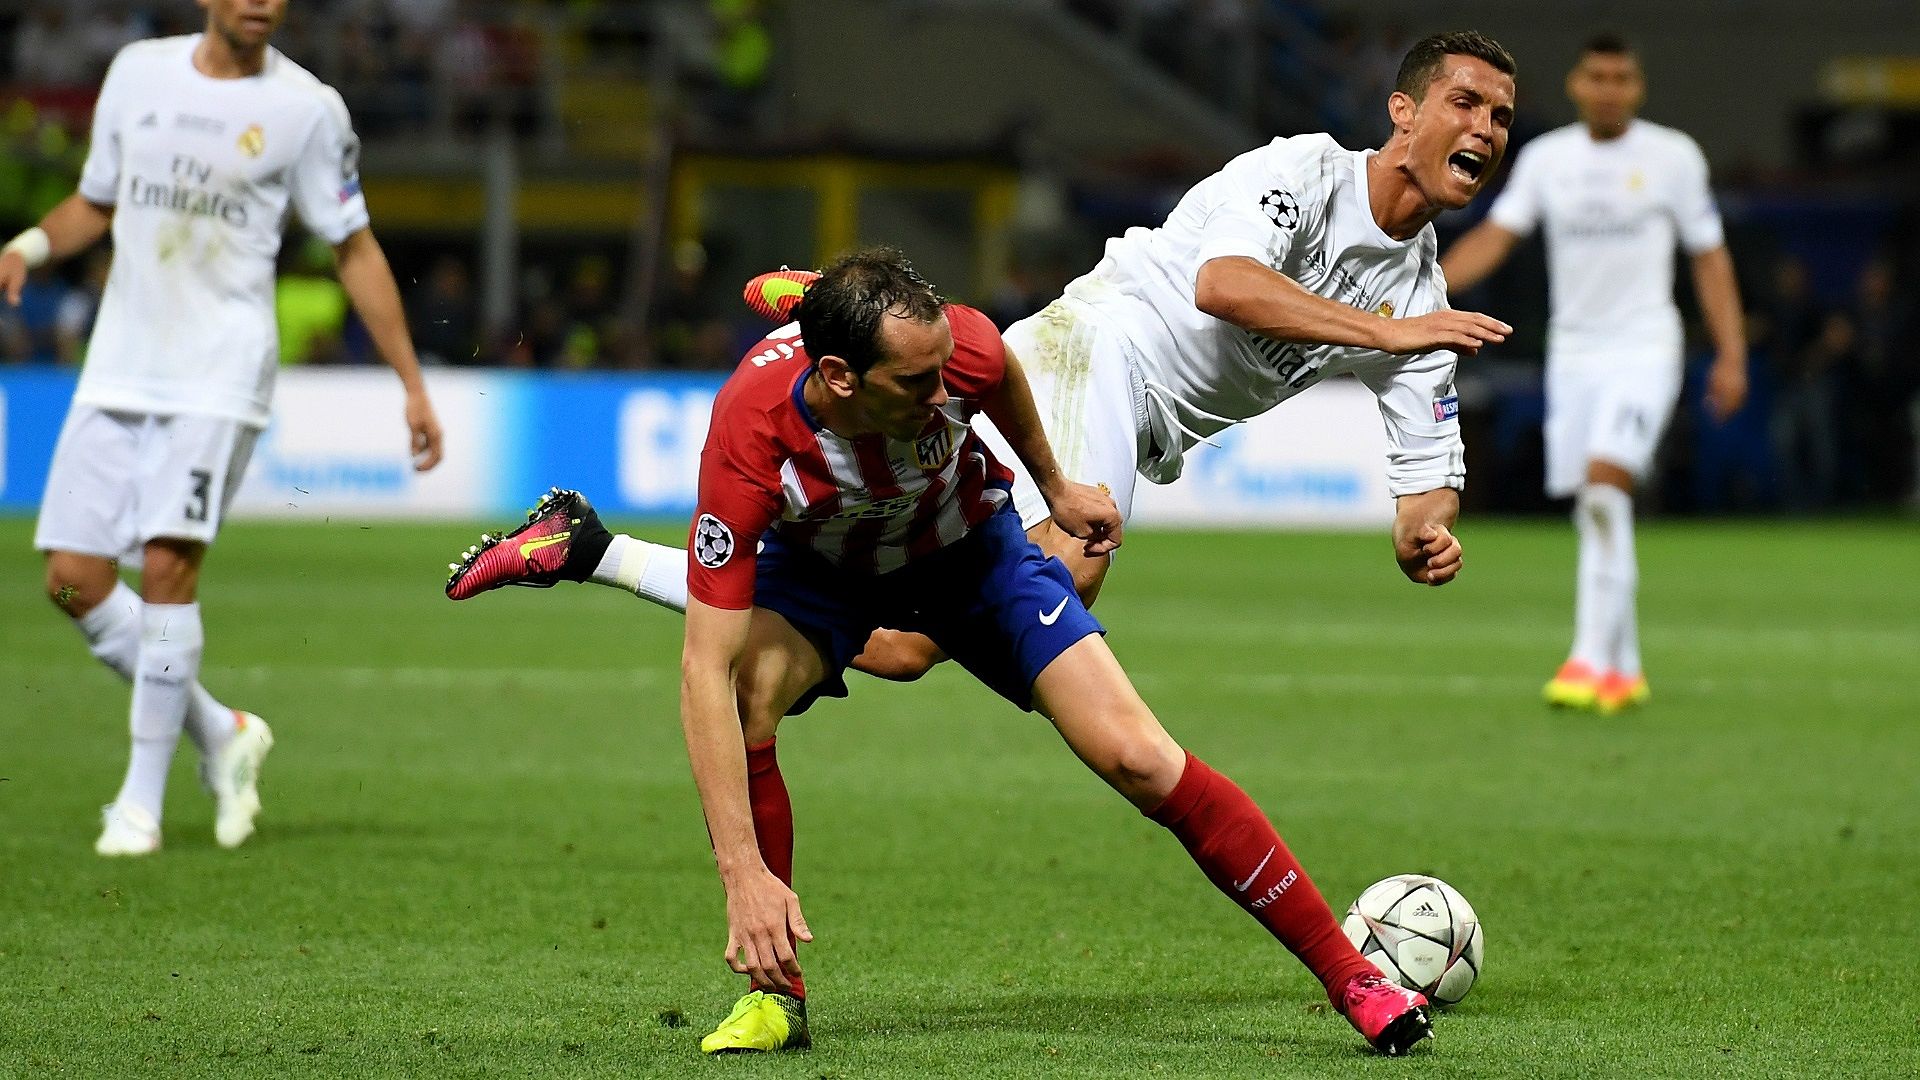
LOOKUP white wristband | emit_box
[3,227,51,269]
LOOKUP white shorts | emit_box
[1542,354,1682,498]
[971,297,1150,530]
[33,405,262,559]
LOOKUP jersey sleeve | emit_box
[76,48,133,205]
[938,304,1008,400]
[1484,140,1542,237]
[1671,136,1726,255]
[1192,139,1317,276]
[686,425,783,611]
[287,87,371,244]
[1352,311,1467,497]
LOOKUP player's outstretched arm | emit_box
[981,344,1121,555]
[1392,487,1462,587]
[1437,220,1520,295]
[1194,256,1510,357]
[1689,246,1749,421]
[0,194,113,306]
[334,228,444,470]
[682,599,811,993]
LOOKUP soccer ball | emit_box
[1342,874,1482,1006]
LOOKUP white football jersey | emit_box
[1067,134,1464,497]
[1487,120,1724,362]
[74,35,370,428]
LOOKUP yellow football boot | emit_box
[1542,659,1603,710]
[1594,671,1651,716]
[699,990,810,1054]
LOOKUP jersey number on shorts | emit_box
[185,469,213,522]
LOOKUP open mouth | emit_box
[1447,150,1488,184]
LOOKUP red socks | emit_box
[1148,752,1374,1003]
[745,738,804,999]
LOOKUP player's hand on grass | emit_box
[0,250,26,306]
[721,865,813,993]
[405,390,444,471]
[1396,523,1462,586]
[1045,480,1123,556]
[1377,310,1510,356]
[1705,351,1748,422]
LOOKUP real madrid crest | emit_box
[237,124,266,158]
[1375,301,1395,318]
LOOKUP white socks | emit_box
[113,602,205,822]
[589,534,689,613]
[1570,483,1640,677]
[75,582,236,759]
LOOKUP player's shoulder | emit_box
[943,303,1002,355]
[940,302,1007,395]
[103,34,194,77]
[1512,123,1585,160]
[261,47,355,127]
[718,327,812,420]
[1244,132,1351,185]
[1630,120,1709,162]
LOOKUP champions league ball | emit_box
[1342,874,1482,1006]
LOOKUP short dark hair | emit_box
[796,247,946,377]
[1580,33,1636,60]
[1394,30,1516,100]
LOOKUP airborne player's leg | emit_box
[447,297,1145,682]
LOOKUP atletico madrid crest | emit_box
[914,425,955,469]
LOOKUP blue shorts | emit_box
[753,505,1104,715]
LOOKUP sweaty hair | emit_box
[1579,33,1637,60]
[796,247,946,377]
[1394,30,1516,101]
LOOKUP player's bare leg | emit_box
[1030,635,1431,1054]
[699,608,821,1054]
[851,517,1113,681]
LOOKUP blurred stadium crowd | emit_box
[2,1,1916,511]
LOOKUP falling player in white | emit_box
[449,31,1516,680]
[0,0,445,855]
[1441,34,1748,715]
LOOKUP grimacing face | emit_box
[1568,51,1644,137]
[1400,55,1515,211]
[854,313,953,441]
[200,0,287,52]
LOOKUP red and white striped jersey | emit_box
[687,304,1016,610]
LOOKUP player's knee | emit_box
[1094,726,1186,806]
[733,661,801,742]
[851,634,939,682]
[1067,556,1109,606]
[139,539,205,603]
[44,555,110,616]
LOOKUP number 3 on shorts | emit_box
[185,468,212,522]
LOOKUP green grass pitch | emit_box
[1,516,1914,1077]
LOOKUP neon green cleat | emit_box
[699,990,810,1054]
[1543,659,1602,710]
[1595,671,1651,715]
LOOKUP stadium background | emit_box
[2,0,1916,524]
[2,6,1919,1076]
